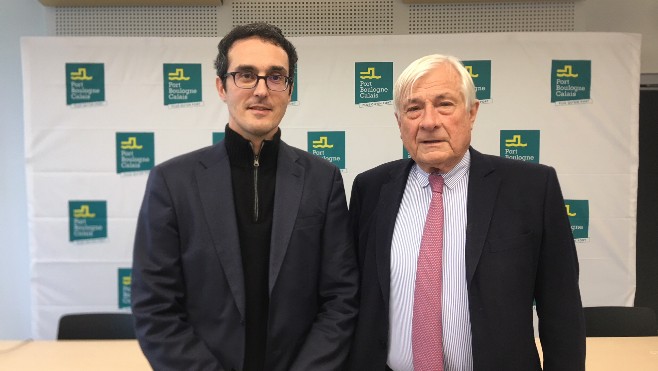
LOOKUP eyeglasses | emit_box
[224,71,292,92]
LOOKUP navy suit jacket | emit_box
[131,140,359,371]
[347,147,585,371]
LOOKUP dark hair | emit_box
[214,22,298,87]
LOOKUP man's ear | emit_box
[216,76,227,102]
[469,100,480,130]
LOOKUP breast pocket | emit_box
[487,231,536,253]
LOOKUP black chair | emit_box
[57,312,136,340]
[583,306,658,337]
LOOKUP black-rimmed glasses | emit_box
[224,71,292,92]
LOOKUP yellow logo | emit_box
[120,137,143,150]
[73,205,96,218]
[312,136,334,149]
[122,276,132,285]
[70,68,93,81]
[168,68,190,81]
[465,65,479,78]
[359,67,381,80]
[505,135,528,147]
[556,65,578,78]
[565,204,577,217]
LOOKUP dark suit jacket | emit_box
[131,140,359,371]
[347,147,585,371]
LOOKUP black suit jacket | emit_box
[131,140,359,371]
[347,147,585,371]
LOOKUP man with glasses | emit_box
[132,23,358,371]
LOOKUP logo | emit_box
[164,63,202,106]
[505,135,527,147]
[66,63,105,106]
[551,60,591,104]
[116,133,154,174]
[311,136,334,149]
[355,62,393,107]
[308,131,346,170]
[212,132,225,145]
[462,60,492,103]
[500,130,540,163]
[556,65,579,78]
[69,201,107,241]
[118,268,132,309]
[70,68,93,81]
[564,199,589,241]
[168,68,190,81]
[360,67,381,79]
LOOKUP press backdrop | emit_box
[21,32,641,339]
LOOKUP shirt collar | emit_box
[411,150,471,190]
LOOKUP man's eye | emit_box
[404,107,422,119]
[437,101,457,113]
[238,72,255,81]
[268,75,284,83]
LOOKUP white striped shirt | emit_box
[388,151,473,371]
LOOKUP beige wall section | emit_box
[43,0,658,73]
[577,0,658,73]
[39,0,220,5]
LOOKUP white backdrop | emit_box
[22,32,641,339]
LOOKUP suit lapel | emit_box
[375,160,414,307]
[465,148,500,284]
[269,142,304,294]
[195,143,246,318]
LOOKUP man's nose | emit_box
[253,77,270,96]
[419,106,441,130]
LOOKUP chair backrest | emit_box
[583,306,658,337]
[57,312,136,340]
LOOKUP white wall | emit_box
[0,1,46,339]
[1,0,656,339]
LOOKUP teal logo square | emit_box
[500,130,540,163]
[164,63,202,106]
[212,132,225,145]
[462,60,491,102]
[355,62,393,106]
[551,60,591,104]
[291,65,298,104]
[403,146,412,159]
[116,132,154,173]
[66,63,105,105]
[564,199,590,240]
[307,131,346,170]
[69,200,107,241]
[118,268,132,309]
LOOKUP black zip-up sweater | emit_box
[224,125,280,371]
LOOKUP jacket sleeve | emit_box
[289,167,360,371]
[535,167,586,370]
[131,166,226,371]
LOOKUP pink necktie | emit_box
[412,173,444,371]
